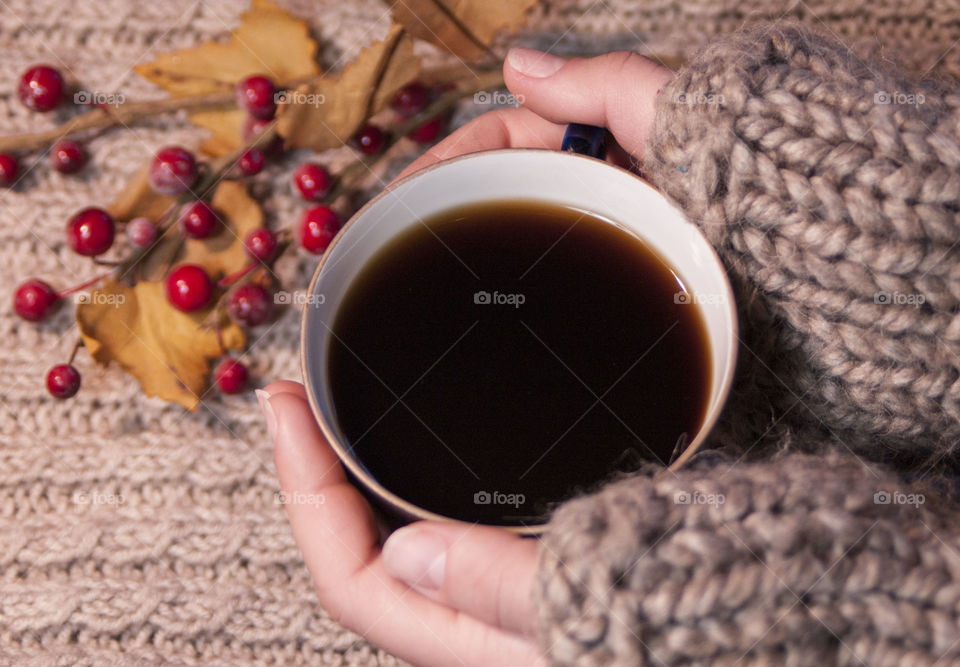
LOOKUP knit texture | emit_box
[537,450,960,666]
[644,24,960,465]
[2,1,959,664]
[536,23,960,666]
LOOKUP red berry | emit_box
[165,264,213,312]
[46,364,81,399]
[409,117,444,143]
[299,206,340,254]
[242,117,283,155]
[215,358,248,394]
[148,146,198,195]
[238,148,265,176]
[126,217,157,248]
[352,124,386,155]
[51,140,87,174]
[14,279,59,321]
[178,201,218,239]
[18,65,64,112]
[0,153,19,187]
[66,208,115,256]
[227,284,272,326]
[391,81,429,117]
[292,162,332,201]
[244,228,277,262]
[236,75,276,120]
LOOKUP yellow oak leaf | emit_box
[386,0,538,62]
[276,24,420,152]
[76,280,245,411]
[134,0,319,154]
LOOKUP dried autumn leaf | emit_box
[107,165,176,223]
[386,0,538,62]
[190,109,248,157]
[177,180,263,279]
[76,280,245,411]
[277,24,420,152]
[134,0,319,154]
[134,0,318,96]
[137,180,264,282]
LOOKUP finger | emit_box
[267,386,378,590]
[382,522,539,637]
[261,379,306,399]
[503,48,674,160]
[342,564,545,667]
[393,105,566,182]
[263,387,544,666]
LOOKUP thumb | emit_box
[381,521,539,638]
[503,47,673,160]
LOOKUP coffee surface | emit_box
[328,200,711,525]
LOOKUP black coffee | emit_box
[327,200,711,526]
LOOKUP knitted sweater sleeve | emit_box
[535,24,960,665]
[536,452,960,665]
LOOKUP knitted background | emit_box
[1,0,958,664]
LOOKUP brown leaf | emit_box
[76,280,245,411]
[107,165,176,223]
[134,0,319,154]
[189,109,248,158]
[178,180,264,279]
[276,24,420,152]
[386,0,538,62]
[137,180,264,282]
[134,0,318,96]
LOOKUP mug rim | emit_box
[300,147,738,535]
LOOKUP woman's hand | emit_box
[262,381,543,667]
[261,48,671,667]
[396,47,672,180]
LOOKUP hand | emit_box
[261,381,542,667]
[262,48,672,667]
[396,47,673,181]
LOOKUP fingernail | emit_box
[507,47,565,78]
[256,388,277,442]
[382,527,446,590]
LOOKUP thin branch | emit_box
[0,63,503,155]
[0,92,236,153]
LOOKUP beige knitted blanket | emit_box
[1,1,957,664]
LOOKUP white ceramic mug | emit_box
[301,148,738,533]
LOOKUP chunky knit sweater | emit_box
[536,24,960,666]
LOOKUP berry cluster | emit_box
[287,81,448,253]
[11,72,456,402]
[1,65,89,185]
[15,136,289,399]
